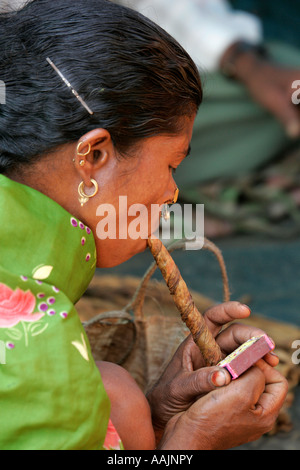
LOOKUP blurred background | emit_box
[1,0,300,450]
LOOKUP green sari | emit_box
[0,174,111,450]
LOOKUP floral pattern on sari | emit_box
[103,420,124,450]
[0,283,48,348]
[0,283,45,329]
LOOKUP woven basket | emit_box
[77,239,300,434]
[82,239,229,392]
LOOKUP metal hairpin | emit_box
[46,57,94,116]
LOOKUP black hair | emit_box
[0,0,202,173]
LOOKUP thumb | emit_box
[210,367,232,388]
[184,367,232,399]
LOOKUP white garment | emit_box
[121,0,263,71]
[1,0,263,72]
[0,0,28,12]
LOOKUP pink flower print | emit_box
[0,283,45,329]
[103,420,123,450]
[71,217,78,228]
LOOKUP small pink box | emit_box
[218,334,275,380]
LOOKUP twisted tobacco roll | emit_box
[148,237,223,367]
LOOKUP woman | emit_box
[0,0,287,450]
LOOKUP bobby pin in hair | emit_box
[46,57,94,116]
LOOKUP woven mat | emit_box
[77,274,300,435]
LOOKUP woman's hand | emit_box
[147,302,280,443]
[158,359,288,450]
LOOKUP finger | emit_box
[181,367,232,401]
[216,323,274,353]
[204,302,251,337]
[213,365,266,408]
[236,366,267,404]
[182,334,206,371]
[210,368,232,388]
[254,360,289,413]
[264,352,280,368]
[217,325,278,367]
[181,337,232,390]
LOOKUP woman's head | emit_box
[0,0,202,266]
[0,0,202,172]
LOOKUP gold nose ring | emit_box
[172,187,179,204]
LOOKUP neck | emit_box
[7,146,81,220]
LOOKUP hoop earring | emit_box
[77,141,91,157]
[78,179,99,207]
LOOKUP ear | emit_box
[74,128,115,188]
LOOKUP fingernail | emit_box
[241,304,251,314]
[211,369,227,387]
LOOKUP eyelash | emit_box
[170,167,177,175]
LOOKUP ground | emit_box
[99,234,300,450]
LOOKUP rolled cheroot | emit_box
[148,237,223,367]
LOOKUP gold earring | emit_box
[72,158,85,166]
[78,179,99,207]
[77,141,91,157]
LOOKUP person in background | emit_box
[0,0,27,11]
[116,0,300,235]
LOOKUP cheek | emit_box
[116,156,171,207]
[138,169,171,205]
